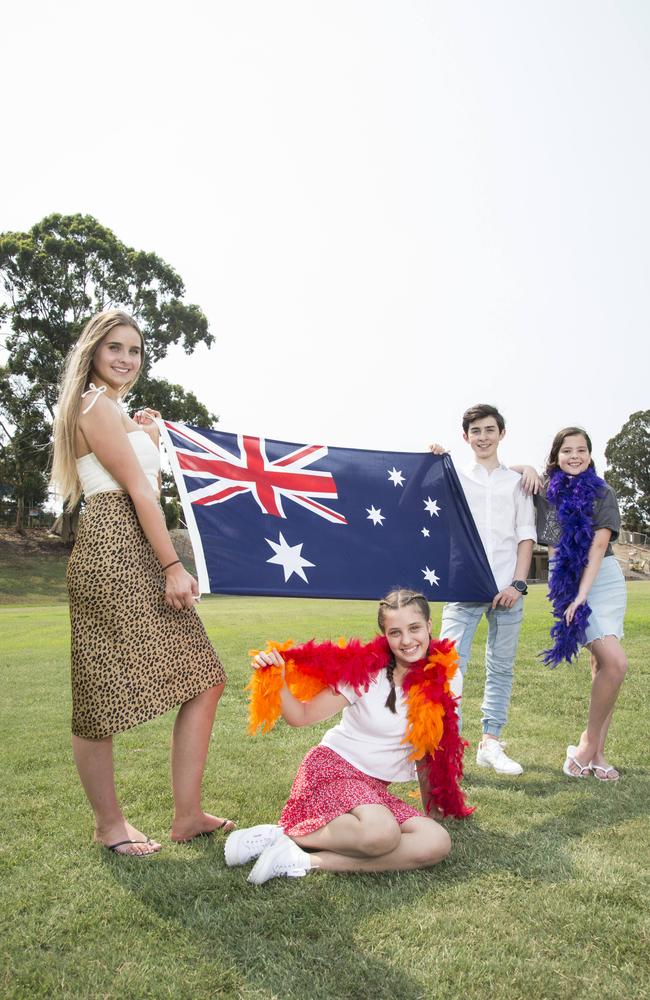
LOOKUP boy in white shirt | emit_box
[433,403,536,775]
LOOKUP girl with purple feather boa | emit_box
[535,428,628,781]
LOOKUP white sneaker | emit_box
[247,833,312,885]
[476,738,523,776]
[224,824,283,867]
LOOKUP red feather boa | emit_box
[248,635,473,818]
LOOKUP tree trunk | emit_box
[60,502,81,545]
[15,495,25,535]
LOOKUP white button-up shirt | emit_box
[456,461,536,593]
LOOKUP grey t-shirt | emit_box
[534,482,620,557]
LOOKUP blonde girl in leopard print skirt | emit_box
[51,310,233,856]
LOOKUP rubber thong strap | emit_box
[81,382,107,414]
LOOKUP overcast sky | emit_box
[3,0,649,473]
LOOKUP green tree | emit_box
[161,494,181,531]
[605,410,650,533]
[0,368,50,531]
[129,378,214,425]
[0,213,217,534]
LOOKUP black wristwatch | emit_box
[511,580,528,596]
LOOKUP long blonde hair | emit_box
[50,310,144,508]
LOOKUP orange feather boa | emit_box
[247,635,473,818]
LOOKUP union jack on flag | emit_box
[159,421,497,602]
[165,423,347,524]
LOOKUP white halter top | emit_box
[76,384,160,497]
[77,431,160,497]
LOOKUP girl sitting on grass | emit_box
[225,588,471,885]
[534,427,628,780]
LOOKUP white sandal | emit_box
[590,762,620,782]
[562,745,591,779]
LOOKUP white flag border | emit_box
[156,418,210,593]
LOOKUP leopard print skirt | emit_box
[67,491,226,739]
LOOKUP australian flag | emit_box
[159,422,497,602]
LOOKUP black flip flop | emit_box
[105,838,158,856]
[175,819,237,843]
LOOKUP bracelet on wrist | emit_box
[161,559,181,572]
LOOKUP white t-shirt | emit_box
[319,673,417,783]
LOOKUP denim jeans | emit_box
[440,600,524,737]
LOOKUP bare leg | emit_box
[584,650,622,779]
[170,683,234,841]
[578,652,614,757]
[567,637,627,776]
[296,804,402,858]
[72,734,161,855]
[297,814,451,873]
[589,651,616,757]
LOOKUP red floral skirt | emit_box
[279,745,422,837]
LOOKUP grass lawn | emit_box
[0,554,648,1000]
[0,538,70,605]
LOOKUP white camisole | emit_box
[76,384,160,497]
[77,432,160,497]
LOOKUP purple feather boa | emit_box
[542,466,607,668]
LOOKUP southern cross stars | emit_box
[366,505,385,526]
[421,527,430,537]
[422,566,440,586]
[265,533,315,582]
[423,496,441,517]
[387,467,405,487]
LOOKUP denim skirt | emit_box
[584,555,626,644]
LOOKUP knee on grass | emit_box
[409,825,452,868]
[427,826,452,866]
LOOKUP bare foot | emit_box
[94,821,162,856]
[171,812,236,843]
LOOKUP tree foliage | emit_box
[0,367,50,530]
[605,410,650,532]
[129,378,215,426]
[0,213,217,529]
[161,494,181,531]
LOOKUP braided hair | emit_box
[384,655,398,713]
[378,588,430,714]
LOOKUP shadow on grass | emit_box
[102,845,433,1000]
[101,768,650,1000]
[459,766,650,881]
[467,762,650,798]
